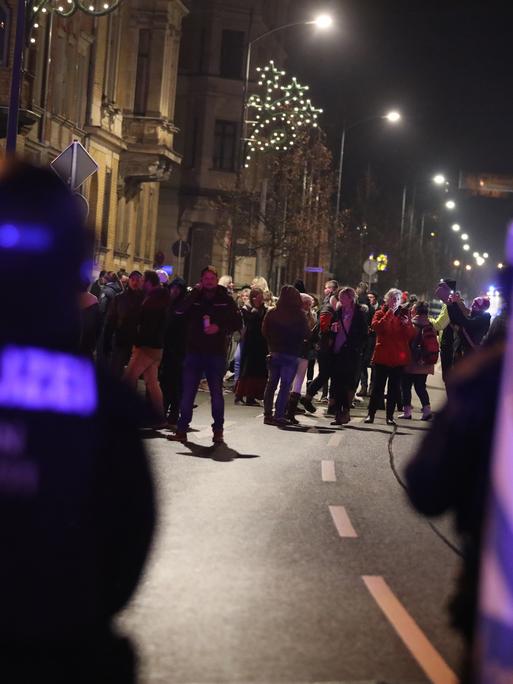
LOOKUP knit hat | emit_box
[472,296,490,312]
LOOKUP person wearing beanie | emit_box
[0,161,155,683]
[448,293,491,360]
[261,285,310,426]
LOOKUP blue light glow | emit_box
[0,223,52,252]
[0,346,97,415]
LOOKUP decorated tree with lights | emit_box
[217,63,335,290]
[244,60,323,167]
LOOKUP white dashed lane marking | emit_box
[321,460,337,482]
[362,576,458,684]
[327,432,343,448]
[329,505,358,538]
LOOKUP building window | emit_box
[100,169,112,247]
[219,30,244,79]
[104,11,121,104]
[0,1,9,66]
[213,120,237,171]
[134,29,151,115]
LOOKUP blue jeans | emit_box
[177,353,226,431]
[263,353,299,419]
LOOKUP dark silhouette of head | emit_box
[0,160,89,350]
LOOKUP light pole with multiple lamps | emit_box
[5,0,122,154]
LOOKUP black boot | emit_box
[286,392,301,425]
[299,394,317,413]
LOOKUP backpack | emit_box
[411,323,439,365]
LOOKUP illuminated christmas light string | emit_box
[29,0,121,44]
[245,60,323,168]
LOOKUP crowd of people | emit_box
[81,264,502,443]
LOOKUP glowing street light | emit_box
[433,174,446,185]
[483,252,489,259]
[385,111,401,123]
[461,233,469,241]
[466,265,472,271]
[476,256,485,266]
[313,14,334,28]
[498,262,504,269]
[453,259,461,267]
[463,244,470,251]
[473,251,480,258]
[451,223,461,232]
[445,200,456,210]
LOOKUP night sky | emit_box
[285,0,513,288]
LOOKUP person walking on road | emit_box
[365,288,416,426]
[329,287,368,425]
[103,270,144,377]
[168,266,242,444]
[286,293,317,423]
[399,301,439,421]
[123,270,170,427]
[234,287,268,406]
[159,276,188,429]
[262,285,310,426]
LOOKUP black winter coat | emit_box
[135,287,170,349]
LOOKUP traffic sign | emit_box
[363,258,378,276]
[51,141,98,190]
[172,240,190,258]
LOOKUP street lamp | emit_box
[476,256,485,266]
[335,109,402,223]
[461,233,469,241]
[483,252,489,259]
[385,111,401,123]
[451,223,461,232]
[453,259,461,267]
[498,262,504,269]
[445,200,456,210]
[313,14,333,28]
[239,14,333,172]
[466,265,472,271]
[433,174,446,185]
[463,244,470,251]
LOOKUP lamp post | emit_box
[334,110,401,226]
[5,0,122,155]
[238,14,333,175]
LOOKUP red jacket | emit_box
[371,306,417,367]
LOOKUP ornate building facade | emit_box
[0,0,187,276]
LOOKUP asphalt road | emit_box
[120,369,464,684]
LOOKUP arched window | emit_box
[0,1,9,66]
